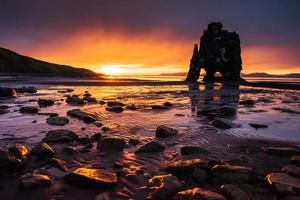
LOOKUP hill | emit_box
[0,47,97,76]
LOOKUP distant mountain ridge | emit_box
[0,47,97,76]
[160,72,300,78]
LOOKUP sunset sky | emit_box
[1,0,300,75]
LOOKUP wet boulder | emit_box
[181,146,209,155]
[211,164,254,184]
[19,106,39,114]
[263,147,300,157]
[135,141,166,154]
[107,101,125,107]
[83,96,97,103]
[166,159,207,177]
[211,118,234,129]
[126,104,136,110]
[46,116,69,126]
[147,174,184,199]
[38,99,54,107]
[16,87,37,94]
[173,187,226,200]
[48,158,68,172]
[44,129,78,143]
[0,87,17,98]
[97,137,126,151]
[265,172,300,196]
[0,149,23,173]
[220,184,249,200]
[66,95,84,105]
[63,167,117,189]
[31,142,55,158]
[155,125,178,138]
[67,109,96,124]
[18,173,51,190]
[8,144,30,161]
[105,105,124,113]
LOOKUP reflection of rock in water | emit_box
[189,83,240,120]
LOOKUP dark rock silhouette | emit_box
[186,22,242,82]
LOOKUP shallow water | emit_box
[0,79,300,199]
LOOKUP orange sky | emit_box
[19,29,300,75]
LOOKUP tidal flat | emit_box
[0,78,300,200]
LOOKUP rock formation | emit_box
[186,22,242,82]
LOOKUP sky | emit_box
[1,0,300,75]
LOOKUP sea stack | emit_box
[186,22,242,82]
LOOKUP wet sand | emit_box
[0,79,300,199]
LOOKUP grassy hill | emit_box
[0,47,97,76]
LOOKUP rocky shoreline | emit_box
[0,84,300,199]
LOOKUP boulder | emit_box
[282,165,300,178]
[38,99,54,107]
[212,164,254,184]
[166,159,207,176]
[211,118,234,129]
[173,187,226,200]
[181,146,209,155]
[83,96,97,103]
[155,125,178,138]
[263,147,300,157]
[66,95,84,105]
[8,144,30,160]
[16,87,37,94]
[0,149,23,173]
[18,173,51,190]
[147,174,184,199]
[63,168,117,189]
[135,141,166,154]
[97,137,126,151]
[44,129,78,143]
[67,109,96,124]
[0,87,17,98]
[265,172,300,196]
[31,142,55,158]
[48,158,68,172]
[220,184,249,200]
[126,104,136,110]
[46,116,69,126]
[19,106,39,114]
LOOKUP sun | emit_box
[100,64,123,75]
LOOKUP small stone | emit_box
[66,95,84,105]
[93,122,103,127]
[102,127,110,132]
[220,184,249,200]
[48,158,68,172]
[47,116,69,126]
[63,168,117,189]
[126,104,136,110]
[211,118,233,129]
[83,96,97,103]
[155,125,178,138]
[263,147,300,157]
[239,100,255,106]
[249,123,268,129]
[106,101,125,107]
[44,129,78,143]
[128,138,140,145]
[97,137,126,151]
[181,146,209,155]
[151,105,169,110]
[173,187,226,200]
[0,109,9,115]
[105,106,124,113]
[18,173,51,190]
[31,142,55,158]
[99,100,106,105]
[58,89,74,93]
[16,87,37,94]
[163,102,173,107]
[265,173,300,196]
[135,141,166,154]
[38,99,54,107]
[19,106,38,114]
[0,87,17,98]
[67,109,96,124]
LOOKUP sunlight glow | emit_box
[100,64,123,75]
